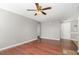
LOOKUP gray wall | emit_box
[0,9,38,49]
[41,21,61,40]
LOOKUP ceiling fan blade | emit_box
[41,11,46,15]
[34,13,37,16]
[35,3,39,10]
[42,7,52,10]
[27,9,36,11]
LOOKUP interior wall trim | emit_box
[40,37,60,40]
[0,39,37,51]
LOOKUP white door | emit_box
[61,22,71,39]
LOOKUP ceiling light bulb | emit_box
[36,11,41,15]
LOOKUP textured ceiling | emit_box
[0,3,79,22]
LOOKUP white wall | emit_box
[78,17,79,40]
[61,16,79,41]
[71,19,78,41]
[0,9,38,49]
[78,16,79,36]
[37,22,41,37]
[41,21,61,40]
[78,16,79,52]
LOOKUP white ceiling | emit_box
[0,3,79,22]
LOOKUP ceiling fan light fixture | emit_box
[36,11,41,15]
[27,3,52,16]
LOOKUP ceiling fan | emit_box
[27,3,52,16]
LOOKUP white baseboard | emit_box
[0,39,37,51]
[41,37,60,40]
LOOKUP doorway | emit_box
[61,21,71,40]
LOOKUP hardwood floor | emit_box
[0,39,77,55]
[60,39,77,55]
